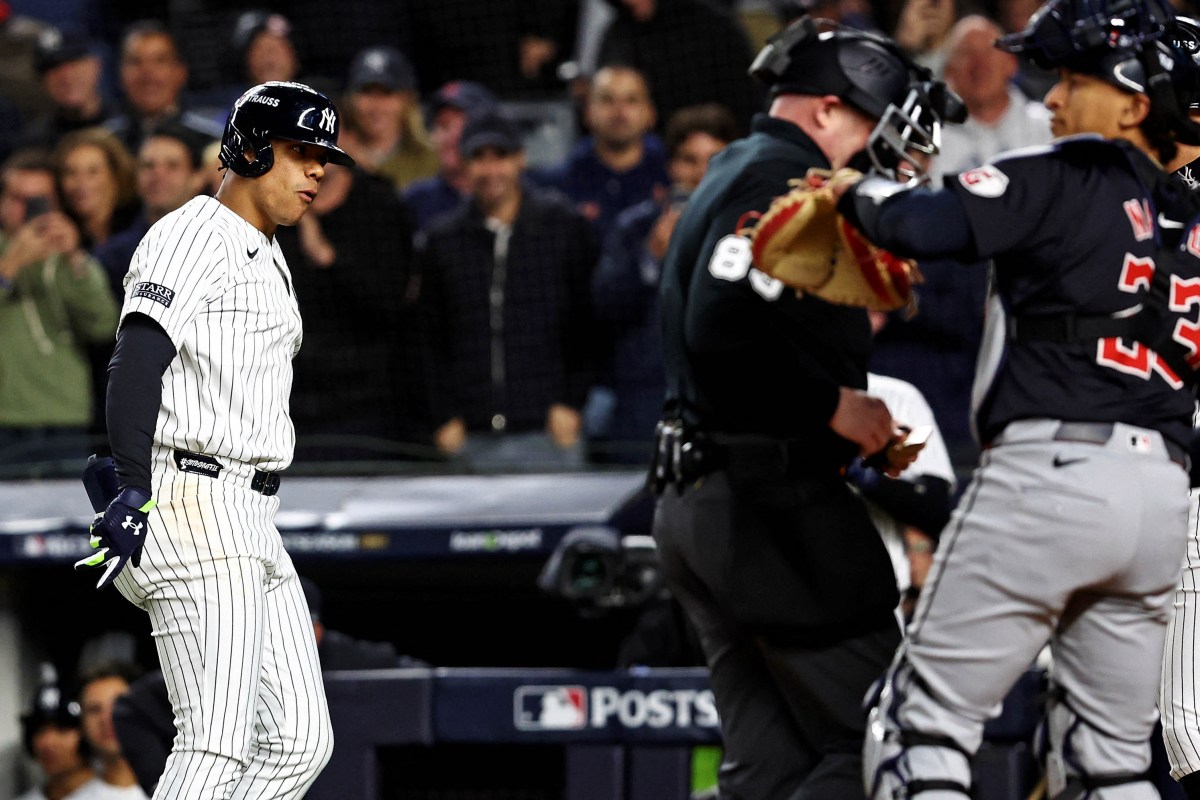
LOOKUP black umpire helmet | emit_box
[750,16,966,182]
[219,81,355,179]
[749,16,922,120]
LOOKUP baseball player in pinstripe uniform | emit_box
[1162,407,1200,797]
[1158,16,1200,796]
[75,81,354,799]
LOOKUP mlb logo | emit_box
[514,686,587,731]
[1128,433,1153,454]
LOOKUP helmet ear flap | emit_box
[221,125,274,178]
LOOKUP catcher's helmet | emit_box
[996,0,1175,92]
[749,16,924,120]
[219,81,355,179]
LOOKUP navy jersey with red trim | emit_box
[946,137,1195,448]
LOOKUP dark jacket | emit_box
[17,99,117,152]
[531,136,668,245]
[419,188,599,432]
[591,197,666,456]
[403,174,466,232]
[405,0,577,95]
[598,0,762,132]
[94,214,150,301]
[276,170,425,451]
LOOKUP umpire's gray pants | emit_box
[891,419,1188,792]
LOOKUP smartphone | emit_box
[892,425,933,458]
[24,196,51,222]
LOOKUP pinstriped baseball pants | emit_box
[1162,489,1200,780]
[115,453,332,799]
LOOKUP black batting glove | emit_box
[74,487,156,589]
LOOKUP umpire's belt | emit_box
[658,429,834,485]
[992,420,1188,470]
[172,449,282,496]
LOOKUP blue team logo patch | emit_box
[132,282,175,307]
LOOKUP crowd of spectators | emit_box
[0,0,1066,475]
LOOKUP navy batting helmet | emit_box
[219,81,355,179]
[749,16,924,120]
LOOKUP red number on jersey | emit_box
[1095,253,1186,389]
[1170,275,1200,370]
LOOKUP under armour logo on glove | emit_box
[74,488,156,590]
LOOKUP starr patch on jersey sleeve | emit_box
[132,282,176,307]
[958,165,1009,198]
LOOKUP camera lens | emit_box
[566,553,610,596]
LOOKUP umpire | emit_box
[651,18,929,799]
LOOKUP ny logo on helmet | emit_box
[319,108,336,134]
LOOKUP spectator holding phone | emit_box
[0,148,119,469]
[53,128,139,252]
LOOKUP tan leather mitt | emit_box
[747,168,922,312]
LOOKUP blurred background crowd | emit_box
[0,0,1098,481]
[3,0,1189,795]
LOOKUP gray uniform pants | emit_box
[881,419,1187,795]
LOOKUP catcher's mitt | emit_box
[746,168,922,312]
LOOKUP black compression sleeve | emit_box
[839,183,975,259]
[107,314,176,494]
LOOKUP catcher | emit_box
[823,0,1200,795]
[649,16,960,799]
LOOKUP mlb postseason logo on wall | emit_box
[515,686,588,731]
[514,684,719,731]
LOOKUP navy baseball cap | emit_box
[431,80,497,114]
[34,28,92,74]
[460,110,522,157]
[348,46,417,93]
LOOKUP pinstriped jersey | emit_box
[120,195,303,470]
